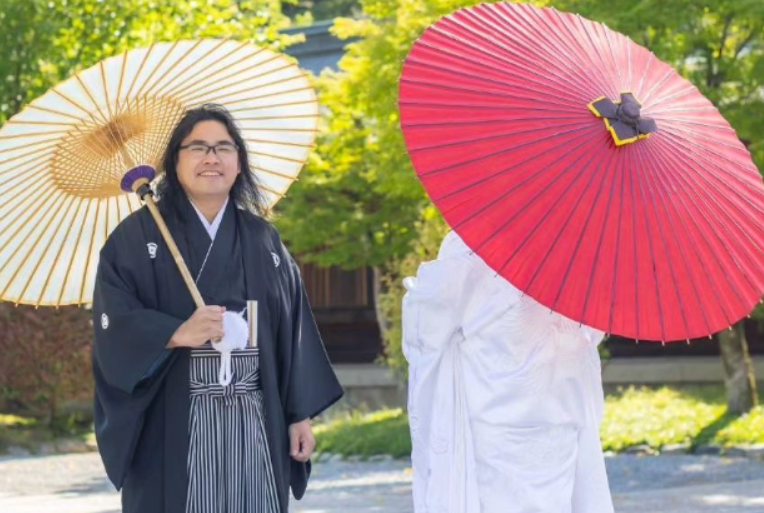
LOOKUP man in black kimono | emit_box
[92,104,343,513]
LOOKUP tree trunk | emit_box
[717,321,759,415]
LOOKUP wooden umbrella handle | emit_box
[133,178,206,309]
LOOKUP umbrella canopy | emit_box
[399,2,764,342]
[0,39,318,307]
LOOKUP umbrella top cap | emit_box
[588,92,657,146]
[617,102,641,126]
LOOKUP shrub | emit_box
[0,303,93,428]
[377,208,448,376]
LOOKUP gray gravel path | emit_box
[0,453,762,512]
[607,454,764,492]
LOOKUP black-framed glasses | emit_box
[179,142,239,157]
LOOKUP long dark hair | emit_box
[156,103,268,218]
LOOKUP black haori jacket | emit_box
[92,198,343,513]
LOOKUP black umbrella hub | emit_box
[588,92,657,146]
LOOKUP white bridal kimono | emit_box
[402,232,614,513]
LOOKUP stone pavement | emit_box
[0,453,762,512]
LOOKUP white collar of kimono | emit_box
[190,196,229,241]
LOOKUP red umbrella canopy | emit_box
[399,2,764,342]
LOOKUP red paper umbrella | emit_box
[399,2,764,342]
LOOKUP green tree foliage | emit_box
[376,206,448,374]
[0,0,295,123]
[274,0,496,352]
[276,0,493,270]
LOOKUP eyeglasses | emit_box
[179,142,239,157]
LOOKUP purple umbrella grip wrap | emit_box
[121,165,157,198]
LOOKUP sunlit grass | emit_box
[314,386,764,457]
[600,386,726,451]
[315,408,411,458]
[714,406,764,446]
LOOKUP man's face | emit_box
[176,120,241,203]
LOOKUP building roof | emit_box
[282,20,353,74]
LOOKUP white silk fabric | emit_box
[402,231,614,513]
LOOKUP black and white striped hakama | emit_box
[186,346,280,513]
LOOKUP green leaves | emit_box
[275,0,490,269]
[601,386,725,451]
[601,385,764,450]
[314,408,412,458]
[0,0,295,124]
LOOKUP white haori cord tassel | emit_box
[214,311,249,386]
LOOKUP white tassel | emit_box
[214,311,249,386]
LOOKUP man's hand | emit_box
[289,419,315,462]
[168,306,226,348]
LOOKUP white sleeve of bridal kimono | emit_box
[572,328,615,513]
[402,238,517,513]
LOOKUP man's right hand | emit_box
[168,306,226,348]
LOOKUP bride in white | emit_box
[402,231,614,513]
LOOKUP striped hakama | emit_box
[186,346,281,513]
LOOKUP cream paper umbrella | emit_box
[0,39,318,307]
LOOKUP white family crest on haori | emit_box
[147,242,158,259]
[271,252,281,268]
[101,313,109,330]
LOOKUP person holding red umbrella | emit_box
[398,2,764,512]
[402,230,614,513]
